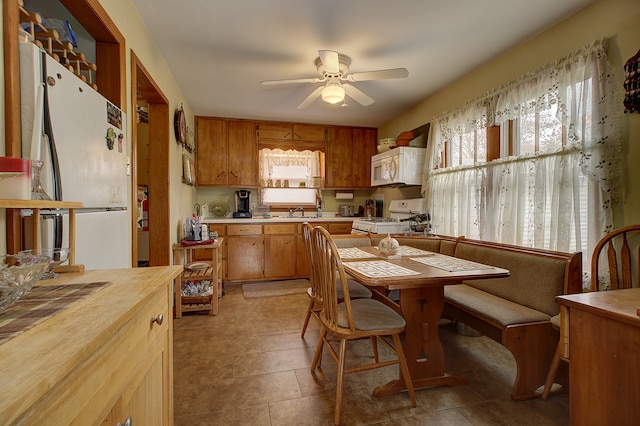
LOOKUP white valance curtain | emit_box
[424,38,621,270]
[258,148,321,182]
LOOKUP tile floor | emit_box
[173,284,569,425]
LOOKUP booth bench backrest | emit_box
[454,240,582,317]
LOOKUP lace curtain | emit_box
[258,148,321,182]
[424,39,621,280]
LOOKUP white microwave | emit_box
[371,146,425,187]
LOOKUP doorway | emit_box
[131,51,171,266]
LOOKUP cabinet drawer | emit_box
[263,224,296,235]
[328,222,353,234]
[227,224,262,235]
[297,222,329,233]
[207,224,226,236]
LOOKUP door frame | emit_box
[130,51,170,266]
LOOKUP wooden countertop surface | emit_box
[202,215,355,224]
[0,266,182,423]
[556,287,640,328]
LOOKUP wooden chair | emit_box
[542,224,640,399]
[310,226,416,425]
[300,223,372,338]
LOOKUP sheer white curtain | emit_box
[258,148,321,183]
[424,39,621,278]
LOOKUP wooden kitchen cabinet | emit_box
[228,120,258,186]
[196,117,258,186]
[325,127,354,188]
[293,123,326,141]
[325,126,377,188]
[352,127,377,188]
[257,121,293,140]
[0,267,181,425]
[227,224,264,281]
[556,288,640,425]
[196,117,228,185]
[264,224,297,279]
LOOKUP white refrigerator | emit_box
[20,41,131,269]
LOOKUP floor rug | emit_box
[242,279,309,299]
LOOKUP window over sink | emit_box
[258,148,323,206]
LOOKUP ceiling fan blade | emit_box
[296,86,324,109]
[343,84,374,106]
[318,50,340,74]
[260,77,324,85]
[346,68,409,82]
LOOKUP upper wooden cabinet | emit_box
[293,124,326,142]
[257,122,293,140]
[352,127,378,187]
[196,117,258,187]
[325,126,377,188]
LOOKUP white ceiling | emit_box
[131,0,594,128]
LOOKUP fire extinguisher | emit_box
[142,193,149,231]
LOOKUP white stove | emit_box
[351,198,426,235]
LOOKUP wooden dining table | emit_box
[340,246,510,397]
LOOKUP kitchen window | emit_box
[426,38,621,280]
[258,148,322,206]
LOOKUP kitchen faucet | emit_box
[289,206,304,217]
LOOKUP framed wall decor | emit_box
[182,153,195,185]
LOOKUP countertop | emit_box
[202,214,356,224]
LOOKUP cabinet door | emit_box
[196,118,228,185]
[295,235,310,277]
[227,236,264,281]
[264,234,297,278]
[228,120,258,187]
[352,127,377,188]
[293,124,326,141]
[325,127,353,188]
[258,122,293,140]
[102,342,167,426]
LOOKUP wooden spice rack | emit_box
[18,0,98,91]
[0,199,85,272]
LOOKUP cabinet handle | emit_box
[151,313,164,326]
[230,171,238,178]
[217,172,225,178]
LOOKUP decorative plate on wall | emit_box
[174,105,186,145]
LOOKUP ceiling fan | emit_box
[260,50,409,109]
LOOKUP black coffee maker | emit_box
[233,190,252,218]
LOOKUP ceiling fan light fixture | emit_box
[321,84,345,104]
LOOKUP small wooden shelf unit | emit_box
[172,238,224,318]
[0,199,84,271]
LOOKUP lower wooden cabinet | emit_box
[209,221,353,282]
[264,224,297,279]
[0,267,181,425]
[227,235,264,281]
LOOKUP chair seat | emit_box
[338,278,372,300]
[337,298,405,331]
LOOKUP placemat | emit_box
[343,260,420,278]
[338,247,378,259]
[410,254,493,272]
[0,281,112,345]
